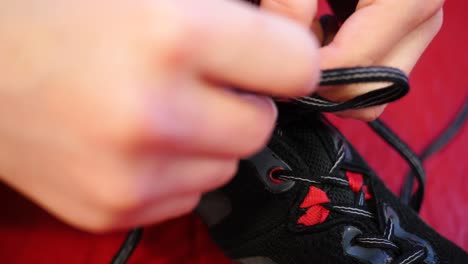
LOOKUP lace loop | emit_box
[290,67,409,112]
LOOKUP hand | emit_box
[260,0,444,121]
[0,0,319,232]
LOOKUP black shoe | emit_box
[197,67,468,264]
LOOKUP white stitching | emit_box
[294,98,337,106]
[298,97,331,104]
[399,249,425,264]
[322,71,407,81]
[277,175,320,185]
[322,71,407,80]
[329,145,345,173]
[320,176,349,186]
[353,88,398,108]
[321,73,407,83]
[294,85,403,109]
[322,67,406,77]
[333,206,372,214]
[335,209,373,218]
[356,238,398,248]
[358,241,397,249]
[323,67,404,74]
[386,221,394,240]
[332,206,374,218]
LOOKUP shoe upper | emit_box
[198,108,468,264]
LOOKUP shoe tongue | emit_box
[276,108,342,177]
[275,107,377,219]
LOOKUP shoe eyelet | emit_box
[342,226,393,264]
[349,235,360,246]
[268,167,285,185]
[248,147,295,193]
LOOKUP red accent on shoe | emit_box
[300,186,330,208]
[346,171,364,193]
[297,186,330,226]
[347,171,372,200]
[362,185,372,200]
[298,205,330,226]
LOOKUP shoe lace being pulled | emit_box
[269,66,427,264]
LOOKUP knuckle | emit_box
[84,91,147,151]
[107,114,145,150]
[153,6,204,66]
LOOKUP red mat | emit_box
[0,0,466,263]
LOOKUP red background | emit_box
[0,0,466,263]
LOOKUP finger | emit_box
[320,0,444,68]
[133,155,238,201]
[136,193,201,227]
[334,105,387,122]
[375,9,443,74]
[189,0,320,97]
[260,0,317,26]
[115,193,202,229]
[311,19,324,44]
[322,10,443,120]
[112,154,238,228]
[143,80,277,157]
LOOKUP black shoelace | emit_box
[400,97,468,208]
[111,228,143,264]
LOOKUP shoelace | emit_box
[111,228,143,264]
[400,97,468,208]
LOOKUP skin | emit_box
[261,0,444,120]
[0,0,443,233]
